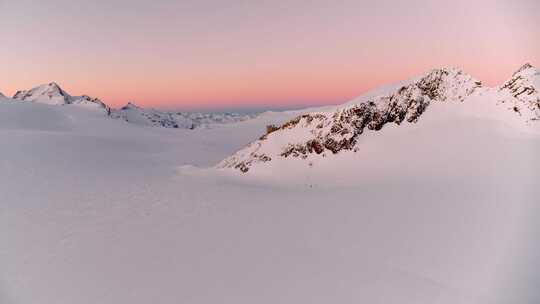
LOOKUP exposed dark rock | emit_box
[275,68,479,160]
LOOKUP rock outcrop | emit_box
[498,63,540,121]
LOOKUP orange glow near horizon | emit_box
[2,60,537,110]
[1,0,538,110]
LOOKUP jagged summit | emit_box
[46,81,62,90]
[121,102,141,110]
[341,66,482,109]
[498,63,540,121]
[428,66,468,76]
[415,67,482,100]
[513,63,535,76]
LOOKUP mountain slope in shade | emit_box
[218,65,538,173]
[12,82,111,113]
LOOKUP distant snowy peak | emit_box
[13,82,70,105]
[13,82,110,113]
[218,68,482,172]
[498,63,540,121]
[512,63,535,76]
[120,102,141,110]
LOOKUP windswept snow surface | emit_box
[1,69,540,303]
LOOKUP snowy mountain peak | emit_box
[513,63,535,76]
[13,82,71,105]
[47,81,62,90]
[13,82,111,114]
[415,67,482,101]
[429,66,464,75]
[498,63,540,121]
[121,102,141,110]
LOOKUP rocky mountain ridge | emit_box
[219,64,539,173]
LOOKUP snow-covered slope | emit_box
[111,102,257,129]
[218,65,539,173]
[12,82,111,113]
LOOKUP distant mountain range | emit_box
[111,102,255,129]
[218,63,540,172]
[2,82,255,129]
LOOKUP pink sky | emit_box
[1,0,538,110]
